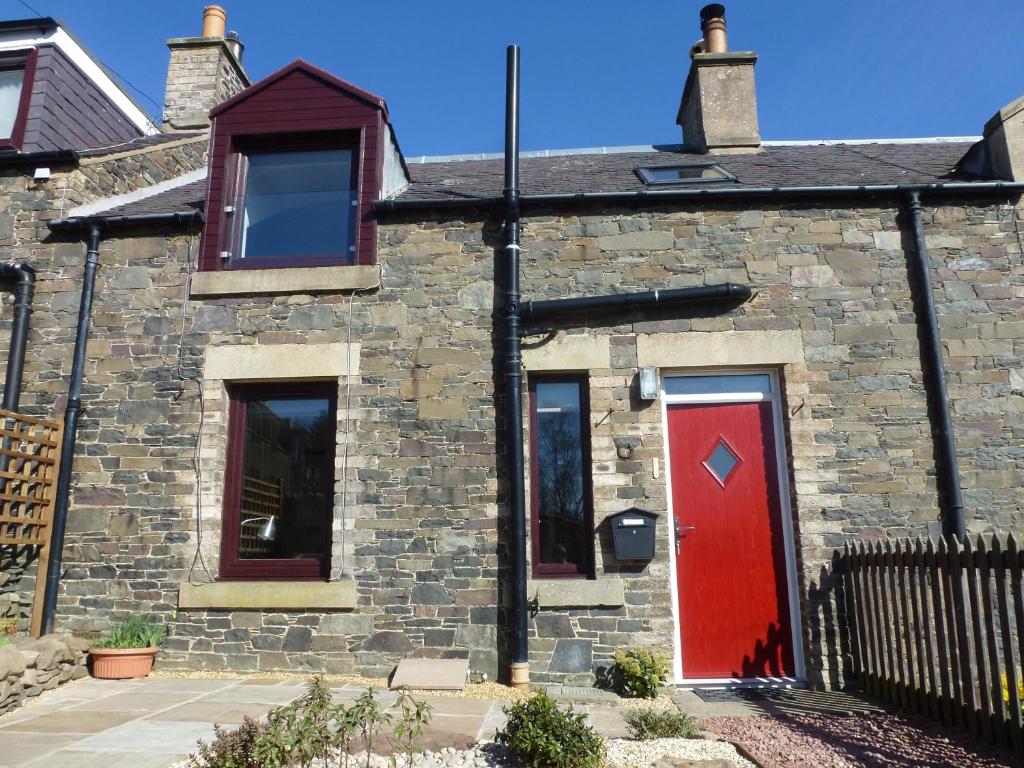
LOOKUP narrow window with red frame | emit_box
[220,383,337,580]
[223,137,358,269]
[0,50,35,149]
[529,375,594,577]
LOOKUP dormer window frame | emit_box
[635,162,737,186]
[219,130,363,270]
[0,48,37,151]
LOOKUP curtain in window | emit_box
[0,68,25,138]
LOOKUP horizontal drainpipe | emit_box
[906,191,965,542]
[522,283,751,322]
[41,224,101,635]
[0,262,35,411]
[373,181,1024,213]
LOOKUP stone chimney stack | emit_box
[676,4,761,153]
[983,94,1024,181]
[163,5,250,130]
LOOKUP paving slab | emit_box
[201,683,307,704]
[84,691,195,711]
[0,732,83,767]
[390,658,468,690]
[23,750,187,768]
[0,709,140,735]
[71,720,218,753]
[583,704,631,739]
[149,699,274,724]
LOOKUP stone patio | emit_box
[0,675,633,768]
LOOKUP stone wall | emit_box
[3,187,1024,687]
[0,634,87,715]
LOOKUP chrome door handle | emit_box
[673,521,696,554]
[679,526,696,532]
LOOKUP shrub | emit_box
[612,648,669,699]
[625,708,700,740]
[495,691,605,768]
[92,615,166,649]
[187,679,431,768]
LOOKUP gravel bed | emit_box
[700,712,1024,768]
[605,737,755,767]
[616,694,678,711]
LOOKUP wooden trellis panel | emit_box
[0,408,63,637]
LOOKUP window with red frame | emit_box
[221,134,359,269]
[0,50,35,150]
[220,383,337,580]
[528,375,594,577]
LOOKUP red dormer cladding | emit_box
[200,60,388,270]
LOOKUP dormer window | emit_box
[201,61,401,272]
[636,163,736,186]
[0,50,36,150]
[225,138,358,267]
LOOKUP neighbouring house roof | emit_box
[0,17,158,149]
[59,137,1002,224]
[61,170,206,222]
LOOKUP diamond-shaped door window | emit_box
[703,438,741,487]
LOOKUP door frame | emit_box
[659,367,805,686]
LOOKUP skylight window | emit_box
[636,163,737,186]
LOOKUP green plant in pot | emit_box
[89,615,166,679]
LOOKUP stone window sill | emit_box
[527,578,625,608]
[178,580,357,610]
[190,265,381,297]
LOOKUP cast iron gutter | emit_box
[41,224,101,635]
[0,263,35,411]
[373,181,1024,213]
[49,210,204,231]
[906,191,965,542]
[501,45,529,691]
[522,283,751,321]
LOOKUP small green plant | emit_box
[187,679,431,768]
[625,707,700,740]
[612,647,669,699]
[92,615,166,649]
[496,691,605,768]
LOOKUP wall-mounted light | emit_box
[639,366,658,401]
[33,167,50,181]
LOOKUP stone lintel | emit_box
[636,330,803,368]
[204,342,360,380]
[522,335,610,371]
[178,580,357,610]
[190,265,382,297]
[528,578,625,608]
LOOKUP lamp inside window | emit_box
[635,163,737,186]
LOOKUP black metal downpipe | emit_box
[906,192,965,542]
[522,283,751,321]
[502,44,530,690]
[41,224,101,635]
[0,262,35,411]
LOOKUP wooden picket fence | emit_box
[0,408,63,637]
[845,536,1024,751]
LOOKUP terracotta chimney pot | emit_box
[202,5,227,38]
[700,4,728,54]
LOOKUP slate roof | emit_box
[74,139,991,220]
[91,179,206,218]
[397,140,982,201]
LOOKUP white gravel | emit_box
[605,737,756,768]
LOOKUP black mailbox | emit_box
[609,508,658,560]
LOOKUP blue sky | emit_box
[12,0,1024,156]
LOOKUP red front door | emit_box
[667,401,795,679]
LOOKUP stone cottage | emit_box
[4,4,1024,689]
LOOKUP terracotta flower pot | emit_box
[88,646,159,679]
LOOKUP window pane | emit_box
[238,394,334,561]
[0,68,25,138]
[664,374,771,397]
[534,380,588,569]
[240,149,354,262]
